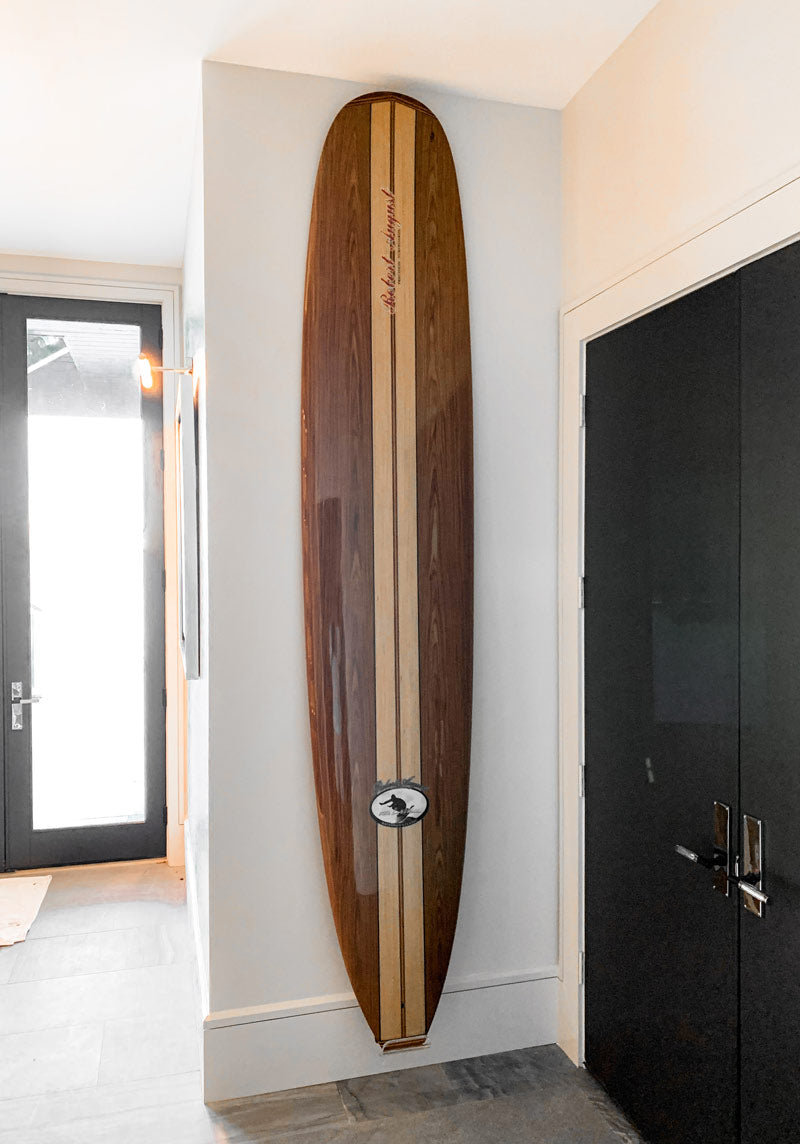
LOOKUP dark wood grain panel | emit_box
[414,110,474,1027]
[301,100,380,1039]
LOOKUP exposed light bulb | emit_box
[136,353,154,390]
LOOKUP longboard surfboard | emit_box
[302,92,473,1048]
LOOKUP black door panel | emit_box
[585,278,741,1144]
[739,241,800,1144]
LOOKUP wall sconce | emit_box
[136,353,195,391]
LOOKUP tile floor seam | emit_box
[5,962,181,986]
[94,1022,106,1090]
[335,1081,362,1124]
[33,1094,210,1135]
[0,1017,109,1046]
[0,960,188,982]
[22,922,177,942]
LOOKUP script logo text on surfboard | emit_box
[380,188,399,315]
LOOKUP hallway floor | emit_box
[0,862,641,1143]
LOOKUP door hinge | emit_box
[579,764,586,799]
[579,576,585,609]
[579,950,586,986]
[163,805,168,825]
[160,448,165,471]
[580,393,587,427]
[162,688,167,709]
[162,568,167,592]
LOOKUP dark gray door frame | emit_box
[0,293,166,869]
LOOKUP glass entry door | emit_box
[0,295,165,868]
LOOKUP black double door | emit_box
[584,240,800,1144]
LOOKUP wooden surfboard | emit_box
[302,92,473,1049]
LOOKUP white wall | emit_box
[196,60,561,1099]
[182,120,210,1014]
[563,0,800,303]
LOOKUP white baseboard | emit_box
[166,819,185,868]
[203,965,559,1030]
[202,973,558,1101]
[183,827,209,1020]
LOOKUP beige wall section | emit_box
[563,0,800,302]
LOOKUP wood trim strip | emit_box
[394,102,421,793]
[371,100,402,1043]
[393,101,425,1038]
[372,97,426,1044]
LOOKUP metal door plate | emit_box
[742,814,765,918]
[712,801,730,896]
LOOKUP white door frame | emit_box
[558,175,800,1065]
[0,262,186,867]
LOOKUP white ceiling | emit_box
[0,0,660,267]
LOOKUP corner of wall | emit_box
[182,104,211,1022]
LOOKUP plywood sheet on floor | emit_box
[0,876,51,946]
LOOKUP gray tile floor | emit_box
[0,862,642,1143]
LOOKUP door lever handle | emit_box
[676,846,769,903]
[675,802,731,895]
[734,876,769,906]
[10,682,42,731]
[675,843,722,870]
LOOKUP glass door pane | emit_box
[26,319,146,830]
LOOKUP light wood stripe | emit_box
[371,99,426,1044]
[371,99,402,1043]
[370,101,396,792]
[392,101,425,1038]
[400,821,425,1033]
[394,102,421,788]
[376,828,402,1040]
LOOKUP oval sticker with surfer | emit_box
[370,781,429,828]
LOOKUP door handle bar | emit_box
[10,682,42,731]
[735,878,768,905]
[675,843,716,868]
[675,802,731,896]
[677,809,768,913]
